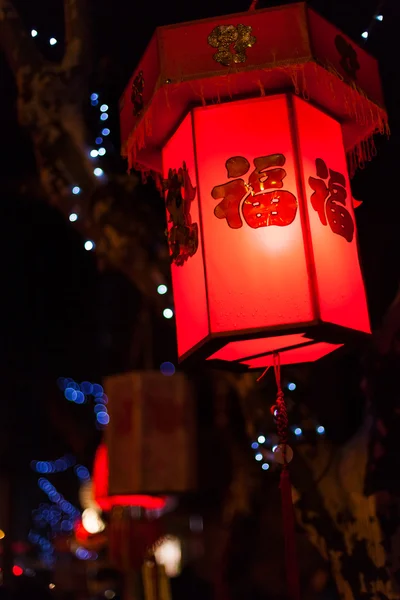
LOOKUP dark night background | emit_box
[0,0,399,582]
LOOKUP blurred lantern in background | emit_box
[92,371,195,577]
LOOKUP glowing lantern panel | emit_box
[162,94,369,367]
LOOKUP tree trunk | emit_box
[0,0,168,303]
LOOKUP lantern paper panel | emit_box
[162,94,370,368]
[105,371,196,496]
[163,114,208,359]
[192,95,313,334]
[292,96,370,333]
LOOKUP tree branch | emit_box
[63,0,92,71]
[0,0,43,74]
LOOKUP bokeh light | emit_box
[96,411,110,425]
[82,508,105,534]
[160,362,175,376]
[80,381,93,394]
[64,387,77,402]
[92,383,104,397]
[84,240,95,251]
[157,284,168,295]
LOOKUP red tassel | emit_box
[280,468,300,600]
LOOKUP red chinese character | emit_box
[212,154,297,229]
[248,154,286,195]
[242,190,299,229]
[164,162,199,266]
[309,158,354,243]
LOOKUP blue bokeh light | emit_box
[92,383,104,397]
[75,465,90,481]
[96,411,110,425]
[75,391,85,404]
[160,362,175,376]
[64,387,77,402]
[80,381,93,395]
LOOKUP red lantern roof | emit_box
[120,3,387,175]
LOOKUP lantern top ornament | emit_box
[120,2,387,175]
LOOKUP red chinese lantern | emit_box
[92,443,167,512]
[120,2,387,369]
[120,4,387,598]
[92,443,166,571]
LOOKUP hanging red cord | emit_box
[259,353,300,600]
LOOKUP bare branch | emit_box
[0,0,43,75]
[63,0,92,71]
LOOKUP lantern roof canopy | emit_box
[120,2,387,174]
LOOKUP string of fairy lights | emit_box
[29,460,92,567]
[360,5,385,40]
[30,23,175,320]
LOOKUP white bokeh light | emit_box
[84,240,95,251]
[154,537,181,577]
[82,508,105,534]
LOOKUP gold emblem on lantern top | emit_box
[207,24,256,67]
